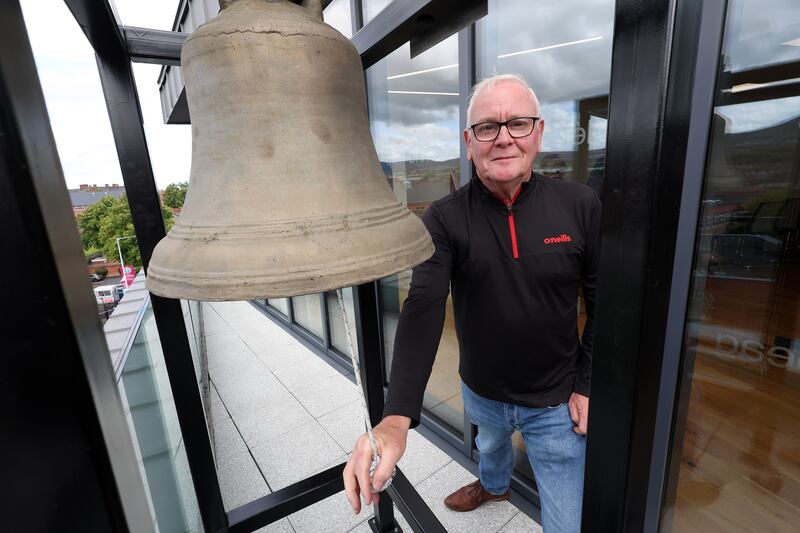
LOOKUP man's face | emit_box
[464,81,544,188]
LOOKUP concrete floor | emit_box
[204,301,542,532]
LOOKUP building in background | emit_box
[68,183,125,215]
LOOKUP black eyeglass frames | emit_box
[470,117,540,142]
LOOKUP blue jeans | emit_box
[461,382,586,533]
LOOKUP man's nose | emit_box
[494,124,514,145]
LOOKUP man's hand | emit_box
[343,415,411,514]
[568,393,589,435]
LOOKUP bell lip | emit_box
[145,238,433,301]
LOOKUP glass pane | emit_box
[326,288,359,360]
[662,1,800,531]
[476,0,615,482]
[368,35,464,435]
[476,0,613,193]
[268,297,290,317]
[362,0,393,25]
[323,0,353,38]
[291,293,325,339]
[118,305,202,533]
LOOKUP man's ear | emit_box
[463,129,473,161]
[535,119,545,152]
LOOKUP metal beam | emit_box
[351,0,486,69]
[124,26,187,66]
[385,469,446,533]
[227,463,346,532]
[353,282,403,532]
[582,0,728,531]
[63,0,126,58]
[1,1,153,531]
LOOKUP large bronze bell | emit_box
[146,0,433,301]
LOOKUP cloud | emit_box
[372,121,460,162]
[719,96,800,133]
[724,0,800,71]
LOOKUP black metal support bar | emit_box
[352,0,486,69]
[123,26,187,66]
[385,468,447,533]
[64,2,228,531]
[1,3,154,531]
[353,282,400,532]
[645,1,729,529]
[227,463,346,532]
[582,0,728,531]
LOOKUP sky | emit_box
[20,0,190,190]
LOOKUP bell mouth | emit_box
[146,207,434,301]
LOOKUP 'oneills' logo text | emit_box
[544,234,572,244]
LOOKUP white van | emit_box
[93,285,119,305]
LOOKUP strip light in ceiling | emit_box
[387,63,458,80]
[498,36,603,59]
[387,90,459,96]
[385,35,603,81]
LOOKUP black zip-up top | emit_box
[384,174,601,426]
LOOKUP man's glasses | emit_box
[470,117,539,142]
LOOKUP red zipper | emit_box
[493,186,522,260]
[507,203,519,259]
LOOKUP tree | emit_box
[77,194,174,268]
[77,195,116,251]
[163,181,189,209]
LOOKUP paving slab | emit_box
[217,450,270,511]
[232,395,315,449]
[498,511,543,532]
[317,400,364,452]
[251,420,346,490]
[287,492,369,533]
[272,354,341,393]
[292,373,361,418]
[213,415,250,464]
[415,460,518,533]
[397,429,453,486]
[211,368,294,413]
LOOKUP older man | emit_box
[344,74,600,532]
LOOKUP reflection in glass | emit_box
[367,35,464,434]
[362,0,393,25]
[267,298,290,317]
[662,1,800,531]
[292,294,325,339]
[326,288,360,360]
[476,0,614,481]
[323,0,353,38]
[118,306,202,532]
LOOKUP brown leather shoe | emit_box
[444,479,511,512]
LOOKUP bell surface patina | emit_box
[146,0,433,300]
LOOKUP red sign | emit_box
[122,266,136,288]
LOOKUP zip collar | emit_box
[473,173,536,210]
